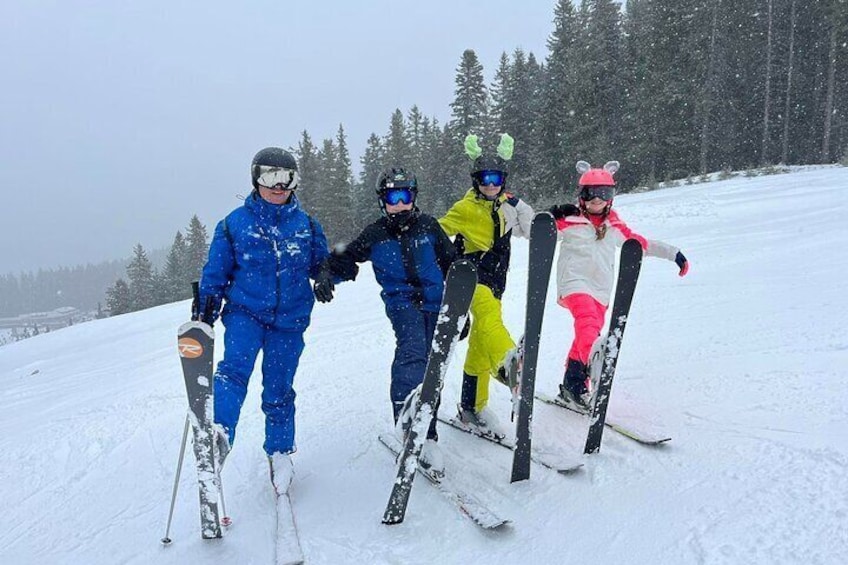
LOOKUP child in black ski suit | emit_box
[312,168,456,474]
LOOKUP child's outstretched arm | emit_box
[609,212,689,276]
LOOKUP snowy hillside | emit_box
[1,167,846,565]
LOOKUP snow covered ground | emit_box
[1,167,846,565]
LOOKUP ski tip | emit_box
[480,518,512,530]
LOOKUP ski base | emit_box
[439,417,583,474]
[536,393,671,445]
[275,491,304,565]
[378,434,510,530]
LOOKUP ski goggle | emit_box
[256,166,300,190]
[580,186,615,201]
[383,187,415,206]
[475,170,505,187]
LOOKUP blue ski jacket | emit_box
[325,211,456,312]
[200,192,329,331]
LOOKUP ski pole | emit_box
[219,477,231,527]
[161,414,190,545]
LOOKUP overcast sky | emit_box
[0,1,563,274]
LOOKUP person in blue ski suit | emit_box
[312,168,456,474]
[199,147,329,482]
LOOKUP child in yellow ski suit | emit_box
[438,134,533,436]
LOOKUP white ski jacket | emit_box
[555,210,679,306]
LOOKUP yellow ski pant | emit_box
[462,284,515,412]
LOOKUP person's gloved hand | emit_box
[549,204,580,219]
[313,269,335,303]
[193,295,220,327]
[675,251,689,277]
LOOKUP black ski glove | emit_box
[193,295,220,327]
[313,269,335,303]
[675,251,689,277]
[549,204,580,220]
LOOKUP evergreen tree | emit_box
[316,129,356,244]
[105,278,131,316]
[161,230,190,303]
[126,244,156,311]
[358,132,385,225]
[538,0,580,201]
[295,130,320,213]
[449,49,489,137]
[384,109,414,167]
[407,105,426,176]
[184,215,209,284]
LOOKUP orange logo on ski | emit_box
[178,337,204,358]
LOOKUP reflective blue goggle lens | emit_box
[384,187,414,206]
[580,186,615,201]
[477,170,505,187]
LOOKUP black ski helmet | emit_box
[376,167,418,196]
[471,154,508,194]
[251,147,299,189]
[375,167,418,220]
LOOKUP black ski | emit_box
[584,239,643,454]
[439,416,583,474]
[177,319,222,539]
[535,393,671,445]
[378,435,509,530]
[382,259,477,525]
[511,212,557,482]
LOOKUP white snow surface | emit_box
[2,167,847,564]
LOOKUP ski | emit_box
[177,318,223,539]
[274,492,304,565]
[382,260,477,525]
[535,393,671,445]
[378,435,509,530]
[439,416,583,474]
[511,212,557,483]
[584,239,644,454]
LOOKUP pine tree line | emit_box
[104,215,209,316]
[0,261,125,318]
[293,0,848,247]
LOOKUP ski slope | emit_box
[1,167,846,565]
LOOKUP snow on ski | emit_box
[583,239,644,454]
[274,491,304,565]
[535,393,671,446]
[177,319,223,539]
[439,416,583,474]
[378,434,510,530]
[382,260,477,525]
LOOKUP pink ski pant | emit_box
[558,293,607,365]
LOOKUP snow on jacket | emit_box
[439,188,533,298]
[325,212,457,313]
[200,192,330,331]
[555,209,679,306]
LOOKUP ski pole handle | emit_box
[190,281,200,321]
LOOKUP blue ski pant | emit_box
[214,310,305,456]
[386,305,439,440]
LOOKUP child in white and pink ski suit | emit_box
[549,160,689,411]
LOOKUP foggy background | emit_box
[0,0,555,274]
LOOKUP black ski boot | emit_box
[557,358,593,413]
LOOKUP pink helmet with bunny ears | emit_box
[576,160,619,187]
